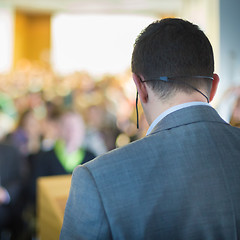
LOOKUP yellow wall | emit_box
[14,10,51,66]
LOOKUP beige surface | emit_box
[37,175,72,240]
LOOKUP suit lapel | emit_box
[149,105,228,135]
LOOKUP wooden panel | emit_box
[37,175,71,240]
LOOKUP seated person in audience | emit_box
[0,144,25,239]
[28,110,96,202]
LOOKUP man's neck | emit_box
[146,92,208,125]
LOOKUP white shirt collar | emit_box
[146,102,211,135]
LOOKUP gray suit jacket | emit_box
[60,105,240,240]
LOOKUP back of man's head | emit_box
[131,18,214,100]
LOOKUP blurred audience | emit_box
[0,65,143,152]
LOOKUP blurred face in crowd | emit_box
[59,112,85,151]
[22,110,41,138]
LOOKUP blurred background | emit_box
[0,0,240,239]
[0,0,238,148]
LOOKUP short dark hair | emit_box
[131,18,214,100]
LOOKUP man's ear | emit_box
[209,73,219,102]
[132,73,148,103]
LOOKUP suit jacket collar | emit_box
[149,105,228,135]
